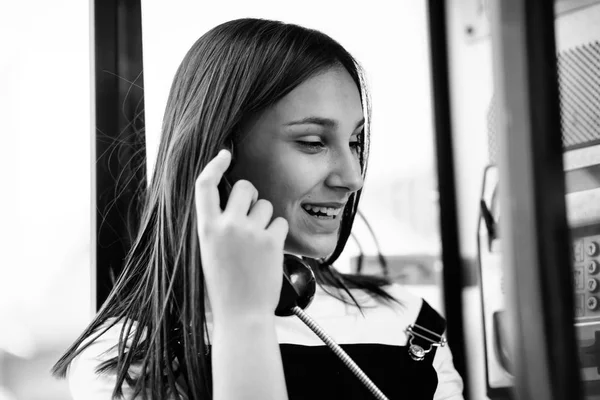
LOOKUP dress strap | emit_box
[405,300,447,363]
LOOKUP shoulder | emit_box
[317,281,426,314]
[67,319,145,400]
[385,285,464,399]
[382,283,425,312]
[432,341,465,400]
[273,283,427,346]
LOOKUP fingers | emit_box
[267,217,289,243]
[196,150,232,224]
[247,199,274,228]
[196,151,287,244]
[224,179,259,217]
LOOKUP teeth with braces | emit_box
[302,204,342,217]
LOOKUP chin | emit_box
[284,235,338,260]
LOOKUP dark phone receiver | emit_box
[276,255,317,316]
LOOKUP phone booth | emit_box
[439,0,600,399]
[475,2,600,398]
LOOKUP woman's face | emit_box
[229,66,364,259]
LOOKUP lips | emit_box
[301,204,343,217]
[299,202,345,233]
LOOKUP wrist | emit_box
[212,310,276,332]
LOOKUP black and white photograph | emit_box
[1,1,599,399]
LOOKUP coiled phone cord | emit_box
[291,306,390,400]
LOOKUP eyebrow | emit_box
[284,116,365,130]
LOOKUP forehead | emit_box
[268,67,363,127]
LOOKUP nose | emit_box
[325,149,364,193]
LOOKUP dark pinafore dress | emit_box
[279,300,446,400]
[173,299,447,400]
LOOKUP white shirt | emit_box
[67,284,464,399]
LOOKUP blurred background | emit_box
[0,1,92,399]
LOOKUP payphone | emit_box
[478,144,600,399]
[477,2,600,398]
[479,145,600,398]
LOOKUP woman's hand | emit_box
[195,150,289,322]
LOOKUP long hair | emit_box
[52,18,395,399]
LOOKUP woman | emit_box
[52,18,464,400]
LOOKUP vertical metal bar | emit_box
[489,1,582,399]
[93,0,147,311]
[426,2,469,397]
[90,0,97,315]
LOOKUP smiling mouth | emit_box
[301,204,343,219]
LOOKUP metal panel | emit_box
[459,0,600,43]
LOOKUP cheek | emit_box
[262,175,307,215]
[231,148,325,214]
[234,161,297,211]
[260,168,316,219]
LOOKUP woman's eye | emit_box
[350,141,362,151]
[296,139,362,153]
[297,141,325,152]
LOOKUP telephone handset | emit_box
[218,157,389,399]
[275,254,317,316]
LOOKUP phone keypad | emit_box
[588,260,599,275]
[573,236,600,318]
[588,242,600,257]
